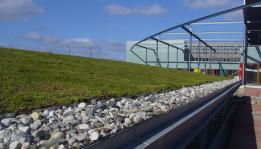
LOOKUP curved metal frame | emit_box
[129,1,261,76]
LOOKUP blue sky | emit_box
[0,0,244,60]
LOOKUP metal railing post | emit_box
[209,50,213,74]
[146,48,148,65]
[205,46,207,74]
[189,25,192,71]
[243,24,248,85]
[156,40,159,67]
[198,41,201,69]
[176,48,179,69]
[167,45,170,68]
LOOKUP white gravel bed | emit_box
[0,79,238,149]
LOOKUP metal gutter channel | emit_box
[84,81,241,149]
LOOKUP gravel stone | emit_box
[115,115,124,123]
[0,123,5,130]
[48,110,55,117]
[123,118,132,127]
[80,111,87,117]
[18,126,30,133]
[43,110,49,116]
[90,99,97,105]
[1,118,16,127]
[58,144,65,149]
[63,115,75,123]
[40,132,64,148]
[32,130,50,140]
[72,142,79,148]
[0,129,12,140]
[81,116,90,123]
[77,124,90,131]
[0,143,7,149]
[9,141,21,149]
[31,112,40,121]
[74,133,86,142]
[21,142,30,149]
[78,102,86,109]
[106,99,117,108]
[68,138,76,146]
[20,117,32,125]
[88,130,99,141]
[30,124,39,130]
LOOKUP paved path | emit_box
[227,87,261,149]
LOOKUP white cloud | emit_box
[21,32,60,45]
[20,33,124,51]
[105,4,131,16]
[224,10,243,21]
[63,38,95,48]
[134,4,166,16]
[21,32,42,40]
[99,41,125,51]
[19,32,125,60]
[0,0,43,21]
[184,0,230,9]
[20,32,94,48]
[105,4,166,16]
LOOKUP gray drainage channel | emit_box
[84,81,241,149]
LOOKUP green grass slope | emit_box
[0,48,225,113]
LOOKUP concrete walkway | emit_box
[227,87,261,149]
